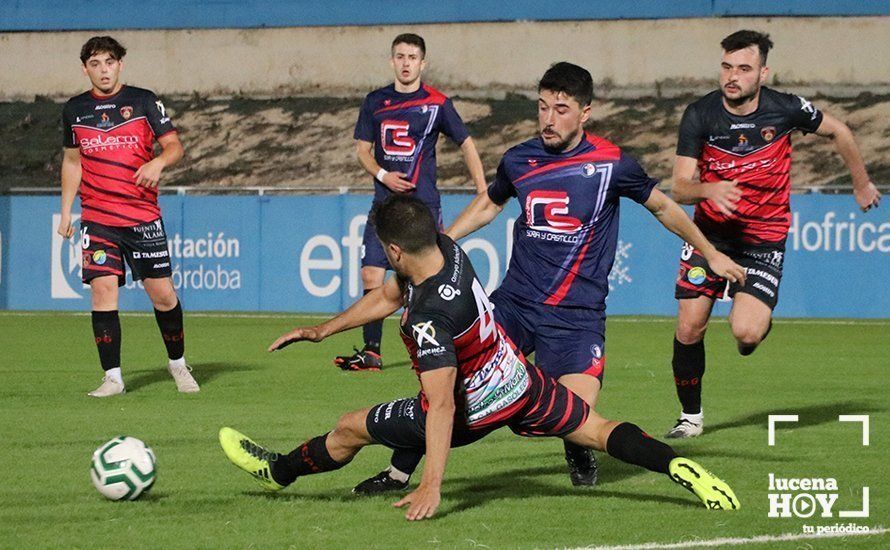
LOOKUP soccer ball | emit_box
[90,436,156,501]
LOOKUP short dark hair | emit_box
[538,62,594,106]
[370,195,438,253]
[80,36,127,64]
[721,30,773,65]
[391,33,426,58]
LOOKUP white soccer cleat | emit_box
[665,418,704,439]
[88,376,126,398]
[168,363,200,393]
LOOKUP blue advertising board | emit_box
[0,193,887,318]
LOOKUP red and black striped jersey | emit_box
[399,235,531,429]
[676,87,823,244]
[62,85,177,227]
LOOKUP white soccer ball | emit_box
[90,436,157,501]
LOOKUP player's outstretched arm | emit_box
[268,275,404,352]
[134,133,184,188]
[815,112,881,212]
[445,191,504,241]
[670,156,740,215]
[394,366,456,520]
[57,148,82,239]
[459,137,488,194]
[644,189,746,284]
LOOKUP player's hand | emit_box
[267,326,325,352]
[134,158,165,188]
[704,180,742,216]
[707,252,746,285]
[854,181,881,212]
[393,483,441,521]
[380,171,415,193]
[56,213,75,239]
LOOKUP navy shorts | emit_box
[81,218,172,287]
[362,204,442,269]
[490,289,606,381]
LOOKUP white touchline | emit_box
[577,526,888,550]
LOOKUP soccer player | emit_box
[57,36,199,397]
[220,195,739,520]
[665,30,881,438]
[335,33,487,371]
[354,62,746,492]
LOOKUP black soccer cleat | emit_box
[352,470,409,495]
[334,347,383,372]
[565,446,599,487]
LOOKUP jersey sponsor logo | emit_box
[798,96,819,121]
[687,266,707,285]
[76,114,95,123]
[97,112,114,129]
[732,133,751,153]
[80,134,140,153]
[120,106,133,120]
[411,321,440,347]
[155,100,171,124]
[524,190,583,233]
[380,120,416,156]
[438,284,460,301]
[730,122,756,130]
[51,214,85,299]
[92,250,107,265]
[761,126,776,142]
[94,104,116,110]
[132,250,169,260]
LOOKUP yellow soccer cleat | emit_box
[219,427,285,491]
[669,457,740,510]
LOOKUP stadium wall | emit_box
[2,194,888,318]
[4,1,888,30]
[2,17,888,100]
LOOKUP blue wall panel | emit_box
[2,193,888,318]
[4,1,887,31]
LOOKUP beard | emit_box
[540,127,581,153]
[721,83,759,107]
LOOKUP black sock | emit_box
[270,434,348,486]
[391,448,423,476]
[606,423,677,475]
[672,337,705,415]
[91,310,121,372]
[154,300,184,360]
[362,291,382,354]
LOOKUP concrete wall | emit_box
[6,0,887,30]
[2,17,887,100]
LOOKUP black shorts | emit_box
[81,218,173,287]
[674,238,785,310]
[365,364,589,451]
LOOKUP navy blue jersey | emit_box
[354,83,470,208]
[488,133,658,310]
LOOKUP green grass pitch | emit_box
[0,312,886,548]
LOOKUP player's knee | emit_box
[731,324,764,350]
[331,411,369,448]
[360,268,383,290]
[676,319,707,344]
[90,281,118,309]
[148,286,178,311]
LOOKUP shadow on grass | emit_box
[706,401,885,435]
[241,451,702,516]
[126,362,259,392]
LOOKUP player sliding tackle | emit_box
[219,195,740,520]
